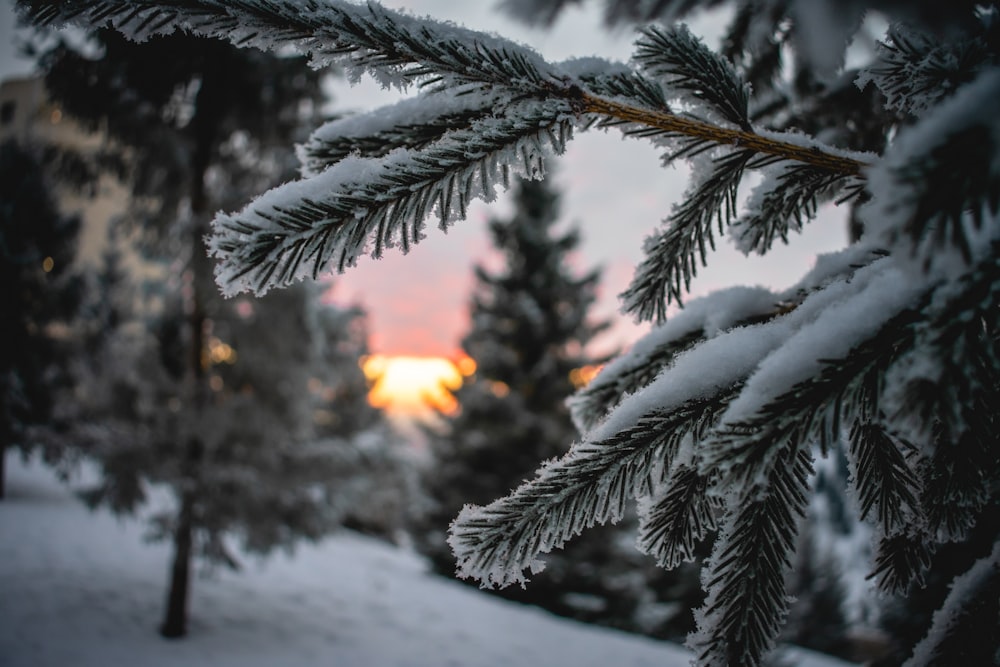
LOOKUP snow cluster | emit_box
[861,67,1000,272]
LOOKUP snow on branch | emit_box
[700,258,928,491]
[449,391,735,589]
[209,100,573,295]
[17,0,560,91]
[904,541,1000,667]
[857,16,998,117]
[862,69,1000,267]
[570,285,780,433]
[19,0,875,306]
[297,90,501,176]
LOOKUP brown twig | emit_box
[580,93,868,177]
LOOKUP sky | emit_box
[1,455,855,667]
[0,0,850,361]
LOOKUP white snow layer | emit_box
[904,540,1000,667]
[51,0,556,91]
[297,89,501,176]
[862,67,1000,269]
[0,455,854,667]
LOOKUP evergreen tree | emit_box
[0,138,83,499]
[17,1,1000,664]
[72,249,400,634]
[430,175,609,517]
[425,175,710,639]
[417,176,689,634]
[18,24,405,638]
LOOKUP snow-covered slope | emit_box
[0,456,852,667]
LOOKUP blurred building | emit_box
[1,75,132,268]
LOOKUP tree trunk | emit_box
[157,57,221,641]
[160,491,194,638]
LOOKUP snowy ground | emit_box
[1,455,854,667]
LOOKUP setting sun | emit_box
[363,354,475,417]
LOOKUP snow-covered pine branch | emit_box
[449,388,739,589]
[633,24,751,132]
[17,0,561,90]
[297,91,503,176]
[732,164,867,256]
[17,1,1000,664]
[904,541,1000,667]
[209,99,574,295]
[856,18,999,117]
[568,284,782,432]
[690,446,813,667]
[21,0,870,302]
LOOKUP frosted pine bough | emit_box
[15,1,1000,665]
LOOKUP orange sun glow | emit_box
[362,354,476,416]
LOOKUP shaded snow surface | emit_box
[0,455,853,667]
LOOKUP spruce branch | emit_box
[732,165,865,256]
[570,329,704,432]
[578,93,868,176]
[700,258,930,496]
[844,357,924,540]
[298,94,499,175]
[21,1,876,312]
[692,447,813,667]
[860,247,1000,593]
[703,306,919,493]
[637,464,722,569]
[634,24,751,131]
[571,285,783,433]
[299,110,485,170]
[29,0,872,176]
[919,430,992,541]
[863,69,1000,264]
[890,122,1000,262]
[570,66,670,117]
[209,100,573,296]
[894,367,994,544]
[858,21,996,117]
[869,532,934,594]
[848,420,921,535]
[622,149,755,321]
[449,390,735,589]
[16,0,561,92]
[894,246,1000,539]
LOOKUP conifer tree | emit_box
[417,175,667,631]
[71,252,398,637]
[0,138,83,500]
[427,175,609,515]
[19,24,404,638]
[16,1,1000,663]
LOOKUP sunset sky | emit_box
[0,1,850,414]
